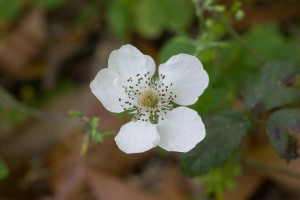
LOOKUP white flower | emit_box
[90,44,209,154]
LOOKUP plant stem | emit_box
[194,0,205,34]
[0,85,79,128]
[81,134,90,155]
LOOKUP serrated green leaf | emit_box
[243,60,300,114]
[266,108,300,162]
[0,158,9,181]
[180,109,251,177]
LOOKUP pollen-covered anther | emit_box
[140,90,159,109]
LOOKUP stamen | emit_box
[119,73,176,124]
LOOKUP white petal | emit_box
[108,44,156,84]
[90,68,129,113]
[115,121,160,154]
[157,107,205,152]
[159,54,209,106]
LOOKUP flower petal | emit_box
[157,107,205,152]
[159,54,209,106]
[90,68,129,113]
[108,44,156,84]
[115,121,160,154]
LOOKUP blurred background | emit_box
[1,0,300,199]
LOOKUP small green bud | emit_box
[205,19,214,27]
[235,10,245,20]
[149,113,159,124]
[213,5,225,13]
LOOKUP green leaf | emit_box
[69,110,83,118]
[133,0,165,38]
[91,129,103,143]
[266,108,300,162]
[243,60,300,114]
[0,158,9,181]
[180,109,251,177]
[162,0,193,32]
[200,162,241,199]
[244,25,300,62]
[90,117,99,127]
[159,36,196,63]
[106,0,132,41]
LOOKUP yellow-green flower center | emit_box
[140,90,159,108]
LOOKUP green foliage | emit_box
[200,162,241,199]
[242,25,300,68]
[242,61,300,114]
[0,0,23,25]
[180,109,251,177]
[34,0,67,10]
[73,3,98,27]
[159,36,196,63]
[106,0,193,41]
[69,110,84,118]
[266,109,300,162]
[69,110,115,155]
[70,110,106,144]
[161,0,193,32]
[0,106,26,127]
[133,0,165,38]
[0,158,9,181]
[106,0,133,41]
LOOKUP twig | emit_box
[0,85,79,128]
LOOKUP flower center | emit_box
[140,90,159,108]
[119,71,177,124]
